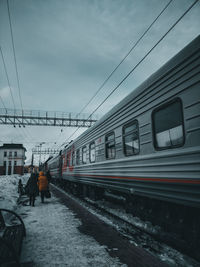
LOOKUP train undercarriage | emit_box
[51,177,200,262]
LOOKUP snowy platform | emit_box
[1,175,125,266]
[19,194,126,267]
[0,175,169,266]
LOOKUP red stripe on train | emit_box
[67,173,200,184]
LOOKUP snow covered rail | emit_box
[0,208,26,267]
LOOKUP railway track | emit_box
[74,197,200,267]
[82,198,193,256]
[51,183,200,267]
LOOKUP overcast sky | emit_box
[0,0,199,165]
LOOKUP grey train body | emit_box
[48,35,200,210]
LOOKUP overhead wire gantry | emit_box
[0,109,97,128]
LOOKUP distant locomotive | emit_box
[48,35,200,250]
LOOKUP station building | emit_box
[0,144,26,175]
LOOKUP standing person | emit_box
[18,179,24,196]
[26,168,38,207]
[46,170,52,183]
[37,171,48,203]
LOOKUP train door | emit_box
[62,150,67,174]
[59,154,63,178]
[69,146,74,172]
[65,146,74,173]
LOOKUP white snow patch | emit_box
[0,175,126,266]
[0,174,29,210]
[19,196,126,266]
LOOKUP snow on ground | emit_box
[0,175,126,266]
[19,196,126,266]
[0,174,29,210]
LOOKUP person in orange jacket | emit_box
[37,171,48,203]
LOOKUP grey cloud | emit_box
[0,0,199,164]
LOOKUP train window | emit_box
[123,120,139,156]
[105,132,115,159]
[152,99,184,149]
[89,142,95,163]
[76,149,80,165]
[82,146,87,164]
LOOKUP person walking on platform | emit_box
[18,179,24,196]
[26,169,38,207]
[46,170,52,183]
[37,171,48,203]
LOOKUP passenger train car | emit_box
[48,35,200,249]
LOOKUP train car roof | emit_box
[67,35,200,147]
[48,153,60,163]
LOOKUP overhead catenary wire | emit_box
[0,95,7,111]
[3,0,36,146]
[76,0,174,117]
[60,0,199,149]
[87,0,199,120]
[7,0,23,110]
[57,0,175,149]
[0,45,32,144]
[0,1,37,148]
[0,46,16,110]
[51,129,64,150]
[51,0,174,151]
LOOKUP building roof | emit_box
[0,143,27,151]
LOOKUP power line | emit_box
[43,0,175,151]
[0,45,33,143]
[0,47,7,111]
[0,95,7,111]
[7,0,23,110]
[60,0,198,148]
[0,59,35,148]
[3,1,42,146]
[0,45,16,110]
[57,0,174,149]
[87,0,198,119]
[23,127,36,142]
[76,0,174,117]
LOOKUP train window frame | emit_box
[89,142,96,163]
[152,98,185,150]
[82,146,87,164]
[122,120,140,156]
[105,132,116,159]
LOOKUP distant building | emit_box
[0,144,26,175]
